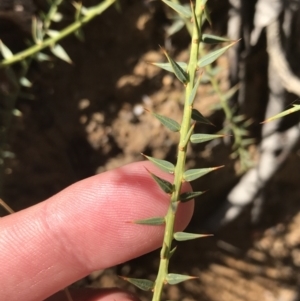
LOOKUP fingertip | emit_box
[0,160,194,301]
[46,288,140,301]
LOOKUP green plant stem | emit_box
[151,2,203,301]
[170,0,250,173]
[0,0,115,67]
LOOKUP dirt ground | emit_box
[1,0,300,300]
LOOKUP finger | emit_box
[46,288,139,301]
[0,161,193,301]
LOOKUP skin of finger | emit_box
[0,161,194,301]
[46,288,140,301]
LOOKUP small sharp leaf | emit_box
[169,246,177,259]
[152,112,181,132]
[132,216,165,225]
[198,41,237,68]
[50,44,72,64]
[232,114,247,123]
[183,166,224,182]
[192,109,213,125]
[166,19,185,37]
[236,128,249,136]
[147,169,174,194]
[188,76,201,105]
[203,5,212,25]
[202,34,232,44]
[161,0,192,18]
[120,277,154,291]
[207,66,222,77]
[0,40,13,59]
[180,123,195,149]
[142,154,175,173]
[75,28,85,42]
[166,273,197,285]
[152,62,187,73]
[161,48,189,84]
[223,84,239,101]
[174,232,213,241]
[179,191,205,202]
[191,134,224,144]
[261,105,300,124]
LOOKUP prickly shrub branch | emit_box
[163,0,253,174]
[121,1,235,300]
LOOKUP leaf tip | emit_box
[214,165,225,170]
[202,233,214,238]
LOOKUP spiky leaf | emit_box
[166,19,185,37]
[152,62,187,73]
[161,0,192,18]
[152,112,181,132]
[174,232,213,241]
[188,76,201,105]
[203,6,212,25]
[198,42,237,68]
[75,28,85,42]
[0,40,13,59]
[142,154,175,173]
[133,216,165,225]
[232,114,247,123]
[183,166,224,182]
[191,134,224,144]
[180,123,195,149]
[50,44,72,64]
[162,48,189,84]
[166,273,197,285]
[223,84,239,101]
[236,128,249,136]
[243,118,254,127]
[169,246,177,259]
[179,191,205,202]
[147,169,174,194]
[191,109,212,125]
[261,104,300,123]
[202,34,232,44]
[121,277,154,291]
[208,66,222,77]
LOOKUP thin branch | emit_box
[0,0,115,67]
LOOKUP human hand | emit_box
[0,161,194,301]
